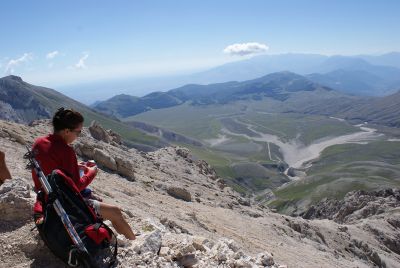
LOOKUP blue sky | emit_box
[0,0,399,89]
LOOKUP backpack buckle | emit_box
[68,248,79,267]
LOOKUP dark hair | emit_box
[52,107,84,132]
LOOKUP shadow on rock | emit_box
[15,234,66,268]
[0,220,31,233]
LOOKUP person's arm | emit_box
[76,166,97,191]
[0,151,12,185]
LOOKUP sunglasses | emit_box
[70,129,82,136]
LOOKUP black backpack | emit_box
[35,169,118,267]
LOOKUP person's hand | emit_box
[86,160,96,167]
[87,166,98,176]
[78,164,86,170]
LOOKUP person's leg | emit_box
[99,202,136,240]
[0,151,11,184]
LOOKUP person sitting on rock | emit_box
[0,150,12,186]
[31,107,136,240]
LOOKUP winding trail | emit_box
[204,134,229,147]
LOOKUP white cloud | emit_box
[223,42,269,56]
[4,53,33,74]
[75,52,89,69]
[46,50,59,59]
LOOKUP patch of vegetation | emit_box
[129,102,400,212]
[141,224,155,232]
[241,112,359,145]
[175,143,238,179]
[226,181,248,195]
[213,141,262,156]
[270,141,400,214]
[127,103,240,140]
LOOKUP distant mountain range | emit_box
[194,53,400,96]
[60,52,400,104]
[93,70,400,129]
[94,71,333,118]
[307,69,386,96]
[207,52,400,76]
[358,52,400,69]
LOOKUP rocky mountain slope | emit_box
[0,76,53,123]
[0,75,165,150]
[297,90,400,127]
[336,90,400,127]
[125,120,203,147]
[0,119,399,267]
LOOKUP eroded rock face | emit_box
[107,129,122,145]
[0,178,32,223]
[115,157,135,181]
[89,120,112,143]
[0,76,52,124]
[283,217,327,245]
[74,139,136,181]
[176,147,191,160]
[0,101,23,123]
[346,239,385,268]
[93,148,118,171]
[196,160,218,180]
[302,189,400,223]
[89,120,122,145]
[299,188,400,266]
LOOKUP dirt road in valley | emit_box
[219,122,383,169]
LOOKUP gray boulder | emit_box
[0,178,32,223]
[133,230,162,254]
[89,121,111,143]
[93,148,118,171]
[115,156,135,181]
[167,186,192,202]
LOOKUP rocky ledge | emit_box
[302,189,400,223]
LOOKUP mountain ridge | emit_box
[93,71,333,118]
[60,52,400,103]
[186,52,400,94]
[0,75,167,151]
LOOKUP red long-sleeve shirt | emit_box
[32,134,96,213]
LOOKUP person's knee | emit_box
[107,205,124,220]
[113,206,123,217]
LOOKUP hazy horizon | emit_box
[1,0,399,94]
